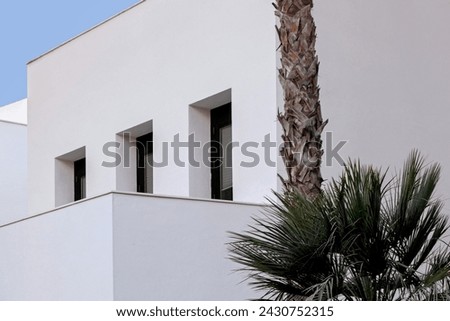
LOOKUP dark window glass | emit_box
[74,158,86,201]
[137,133,153,193]
[211,103,232,200]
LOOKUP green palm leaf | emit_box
[229,151,450,300]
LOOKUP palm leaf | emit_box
[229,151,450,300]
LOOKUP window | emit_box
[211,103,232,200]
[115,120,153,193]
[55,147,86,207]
[136,132,153,193]
[74,158,86,201]
[188,89,231,199]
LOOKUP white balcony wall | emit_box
[0,192,263,300]
[27,0,278,215]
[0,195,114,300]
[112,193,262,300]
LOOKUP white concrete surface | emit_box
[0,120,27,225]
[0,99,27,125]
[0,194,114,300]
[0,192,262,300]
[112,192,262,300]
[314,0,450,213]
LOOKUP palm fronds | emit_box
[229,151,450,300]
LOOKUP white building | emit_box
[0,99,27,226]
[1,0,450,300]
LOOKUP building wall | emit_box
[0,192,263,300]
[27,0,278,215]
[0,99,27,124]
[28,0,450,215]
[0,195,114,300]
[112,193,262,300]
[314,0,450,213]
[0,120,27,225]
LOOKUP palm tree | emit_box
[275,0,327,199]
[229,151,450,300]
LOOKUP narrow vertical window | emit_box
[211,103,232,200]
[74,158,86,201]
[136,133,153,193]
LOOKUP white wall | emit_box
[0,192,264,300]
[314,0,450,213]
[27,0,278,215]
[112,193,262,300]
[0,99,27,125]
[0,195,114,300]
[0,121,27,225]
[26,0,450,214]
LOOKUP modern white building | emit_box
[1,0,450,300]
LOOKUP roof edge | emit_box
[0,190,267,229]
[0,119,27,127]
[27,0,146,65]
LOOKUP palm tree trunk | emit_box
[275,0,327,200]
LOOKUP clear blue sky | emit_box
[0,0,138,107]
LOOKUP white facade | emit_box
[27,0,278,215]
[0,194,114,300]
[0,192,263,300]
[0,99,27,125]
[0,0,450,300]
[0,100,27,226]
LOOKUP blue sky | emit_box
[0,0,138,107]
